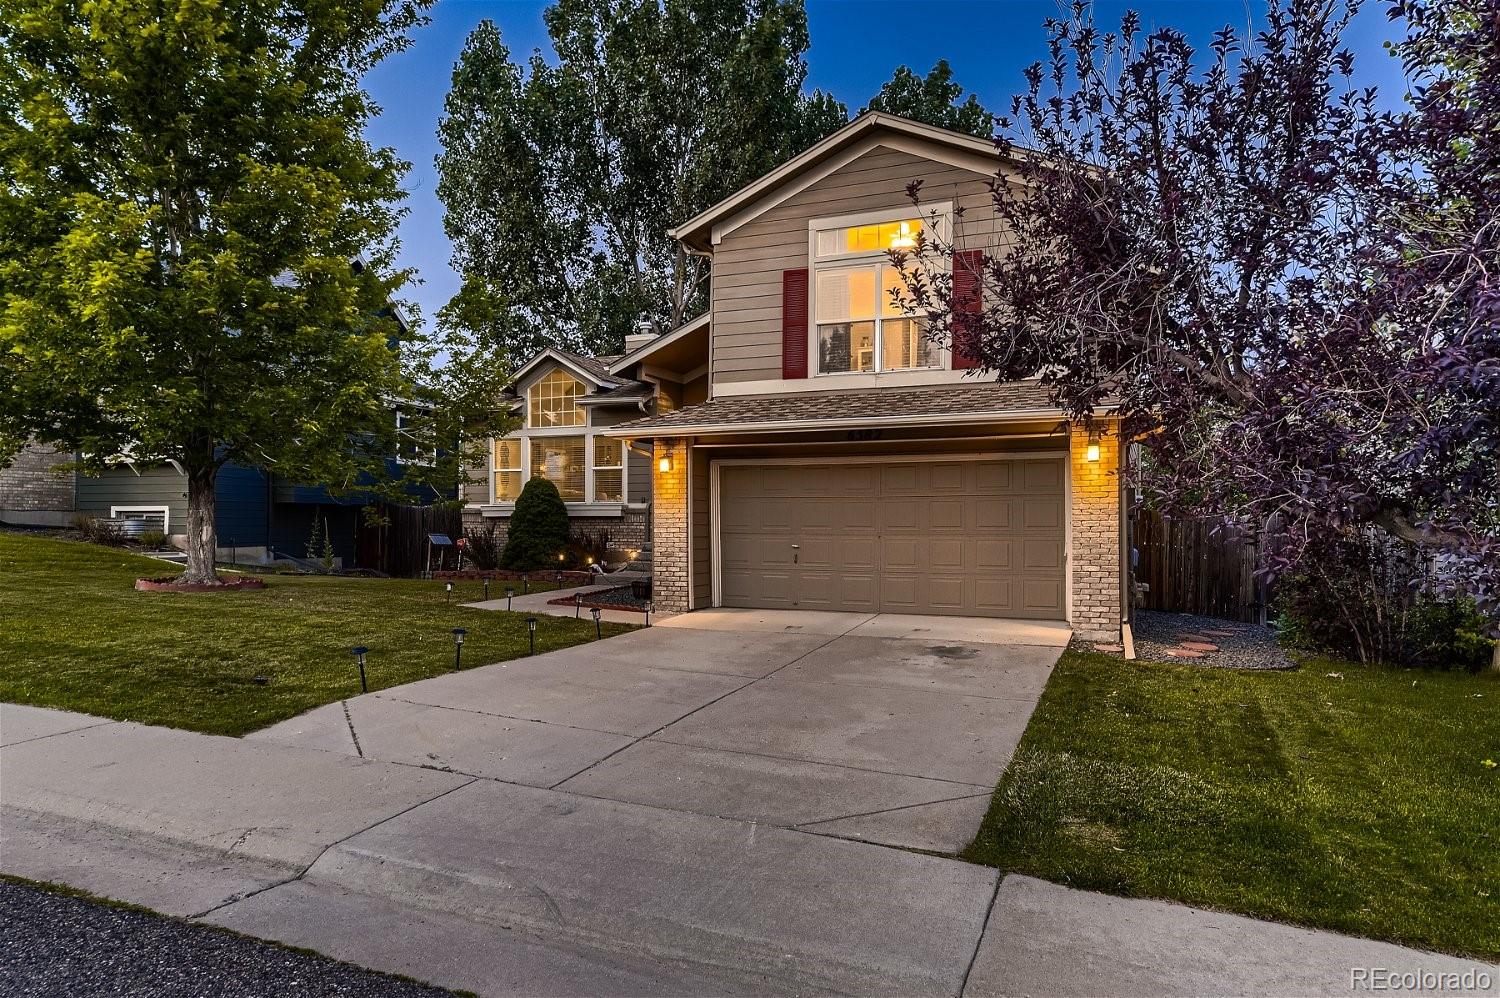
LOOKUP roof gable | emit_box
[671,112,1006,250]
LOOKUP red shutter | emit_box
[951,250,983,370]
[781,268,809,379]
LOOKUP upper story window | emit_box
[528,369,584,427]
[810,208,949,376]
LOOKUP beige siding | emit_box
[710,146,1008,384]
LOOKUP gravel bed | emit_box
[547,584,651,611]
[0,879,451,997]
[1126,610,1294,670]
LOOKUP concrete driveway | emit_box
[250,607,1068,853]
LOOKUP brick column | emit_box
[651,437,690,613]
[1070,422,1123,642]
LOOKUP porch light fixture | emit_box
[350,646,369,694]
[1086,432,1101,463]
[590,606,602,639]
[658,455,673,474]
[526,616,538,654]
[450,628,466,671]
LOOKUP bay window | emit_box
[489,366,630,506]
[811,209,948,376]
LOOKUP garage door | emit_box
[717,458,1066,619]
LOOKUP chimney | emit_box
[623,315,657,354]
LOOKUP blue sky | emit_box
[364,0,1411,326]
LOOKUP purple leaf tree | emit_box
[901,0,1499,647]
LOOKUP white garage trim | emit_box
[709,451,1072,621]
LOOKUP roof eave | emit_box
[600,406,1092,439]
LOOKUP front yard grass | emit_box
[0,532,633,737]
[966,647,1500,961]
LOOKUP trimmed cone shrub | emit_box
[501,477,570,570]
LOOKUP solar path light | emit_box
[591,606,602,639]
[505,585,515,610]
[451,628,467,671]
[350,646,369,693]
[526,616,538,655]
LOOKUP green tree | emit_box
[0,0,432,584]
[435,0,848,370]
[501,478,571,571]
[861,60,994,138]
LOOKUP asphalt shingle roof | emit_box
[613,380,1059,434]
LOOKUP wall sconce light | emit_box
[1086,432,1101,463]
[658,455,673,474]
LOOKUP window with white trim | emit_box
[592,436,623,502]
[811,210,947,375]
[493,438,522,501]
[489,365,630,506]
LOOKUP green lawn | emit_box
[0,532,632,736]
[966,647,1500,960]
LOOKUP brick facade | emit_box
[650,438,690,613]
[0,442,76,525]
[460,506,649,557]
[1069,422,1125,641]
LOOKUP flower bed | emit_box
[135,575,267,593]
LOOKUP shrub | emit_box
[464,524,502,570]
[71,514,123,546]
[567,528,611,568]
[138,528,168,549]
[1274,531,1496,671]
[501,478,569,570]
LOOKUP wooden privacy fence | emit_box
[355,502,464,577]
[1130,509,1270,624]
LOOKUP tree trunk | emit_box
[182,461,219,584]
[1490,639,1499,675]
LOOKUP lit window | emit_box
[815,218,923,257]
[493,438,522,501]
[814,262,937,374]
[592,437,623,502]
[530,436,585,501]
[528,370,584,427]
[810,213,944,375]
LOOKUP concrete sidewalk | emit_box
[3,698,1496,995]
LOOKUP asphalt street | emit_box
[0,879,452,998]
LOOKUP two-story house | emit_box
[467,113,1126,640]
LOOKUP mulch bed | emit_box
[547,585,652,613]
[135,576,267,592]
[1098,610,1293,670]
